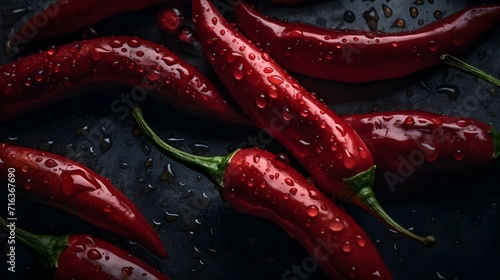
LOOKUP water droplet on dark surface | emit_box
[409,7,419,18]
[363,8,380,31]
[436,85,460,101]
[391,18,406,28]
[343,11,356,23]
[434,10,444,19]
[382,4,393,18]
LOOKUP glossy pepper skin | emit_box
[192,0,434,246]
[0,217,171,280]
[0,143,167,258]
[7,0,189,50]
[132,107,393,280]
[343,110,500,192]
[0,36,249,127]
[233,3,500,83]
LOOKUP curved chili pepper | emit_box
[342,110,500,192]
[0,143,167,258]
[132,107,393,280]
[233,2,500,83]
[0,216,171,279]
[0,36,250,128]
[7,0,189,50]
[192,0,434,246]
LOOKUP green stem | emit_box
[0,216,68,270]
[131,107,237,187]
[491,126,500,159]
[341,167,436,248]
[440,54,500,87]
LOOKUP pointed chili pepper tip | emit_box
[342,167,436,247]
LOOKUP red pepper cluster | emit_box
[1,0,499,279]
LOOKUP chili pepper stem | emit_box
[132,107,236,186]
[440,54,500,87]
[0,216,68,270]
[341,168,436,247]
[491,127,500,158]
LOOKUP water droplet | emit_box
[290,188,298,195]
[433,10,444,19]
[267,75,284,85]
[306,205,319,217]
[103,204,113,213]
[453,149,464,160]
[343,155,356,169]
[329,218,344,232]
[94,265,102,273]
[342,241,353,253]
[275,154,289,168]
[267,85,279,99]
[391,18,406,28]
[263,67,273,74]
[234,63,244,80]
[21,165,30,173]
[109,39,123,48]
[428,40,440,51]
[46,46,57,56]
[261,52,271,61]
[256,94,268,108]
[44,159,58,168]
[89,45,113,61]
[283,193,290,200]
[436,85,460,101]
[127,39,141,48]
[24,179,32,190]
[285,178,294,186]
[344,11,356,23]
[69,243,86,252]
[356,235,366,247]
[409,7,419,18]
[87,248,102,260]
[211,16,218,25]
[363,7,379,31]
[164,211,180,222]
[121,266,133,276]
[382,4,393,18]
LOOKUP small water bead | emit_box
[267,75,284,85]
[127,39,141,48]
[267,85,279,99]
[329,217,345,232]
[44,159,58,168]
[89,46,113,61]
[433,10,444,19]
[121,266,133,276]
[342,241,353,253]
[382,4,393,18]
[275,154,289,168]
[21,165,30,173]
[284,178,294,186]
[409,7,419,18]
[391,18,406,28]
[87,248,102,260]
[306,205,319,217]
[290,188,298,195]
[233,63,244,80]
[46,46,57,56]
[94,265,102,273]
[342,155,356,169]
[355,235,366,247]
[453,149,464,160]
[343,11,356,23]
[428,40,440,51]
[261,52,271,62]
[24,179,32,190]
[211,16,218,25]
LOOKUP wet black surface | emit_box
[1,0,500,279]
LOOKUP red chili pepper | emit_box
[342,110,500,192]
[132,107,393,280]
[7,0,189,50]
[0,143,167,258]
[233,2,500,83]
[192,0,434,246]
[0,36,250,128]
[0,216,171,279]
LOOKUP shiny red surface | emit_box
[222,148,392,280]
[234,3,500,83]
[0,143,167,258]
[54,234,170,280]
